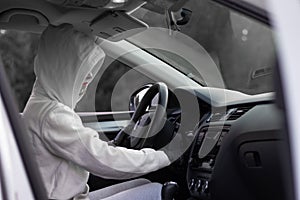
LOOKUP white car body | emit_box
[0,0,300,199]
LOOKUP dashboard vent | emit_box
[227,106,253,121]
[207,106,253,122]
[208,112,226,122]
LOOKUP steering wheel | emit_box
[113,82,168,149]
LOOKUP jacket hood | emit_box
[33,24,105,109]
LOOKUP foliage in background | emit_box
[0,30,39,111]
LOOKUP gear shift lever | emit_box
[161,181,179,200]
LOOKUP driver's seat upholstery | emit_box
[89,179,160,200]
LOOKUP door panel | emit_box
[80,111,133,140]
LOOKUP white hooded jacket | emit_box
[23,24,170,200]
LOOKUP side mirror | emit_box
[129,84,159,111]
[129,85,151,111]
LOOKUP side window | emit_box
[0,30,39,111]
[0,30,153,113]
[76,57,154,112]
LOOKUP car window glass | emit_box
[76,58,154,112]
[130,0,275,95]
[0,30,153,113]
[0,30,38,111]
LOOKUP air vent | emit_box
[227,106,253,121]
[208,112,226,122]
[207,106,253,122]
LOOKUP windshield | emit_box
[128,0,275,95]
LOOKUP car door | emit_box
[0,57,47,199]
[268,0,300,199]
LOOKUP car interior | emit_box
[0,0,295,199]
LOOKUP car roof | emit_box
[0,0,103,33]
[0,0,269,33]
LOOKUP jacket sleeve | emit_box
[41,105,170,180]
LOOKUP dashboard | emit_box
[83,86,288,200]
[170,87,288,200]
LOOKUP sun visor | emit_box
[90,11,148,42]
[0,9,49,33]
[47,0,145,10]
[47,0,125,9]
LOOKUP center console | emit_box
[187,125,230,199]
